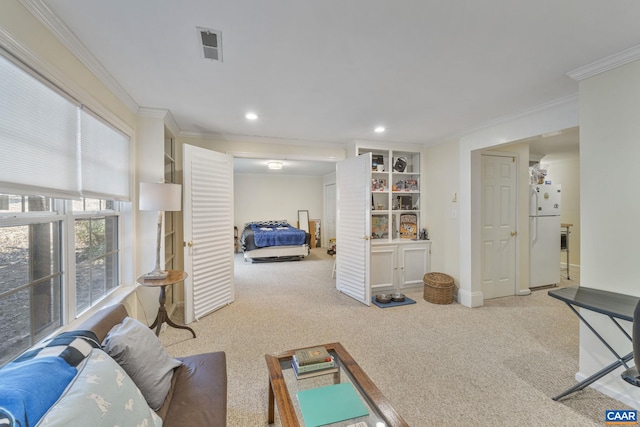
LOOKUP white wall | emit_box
[577,58,640,407]
[134,113,167,321]
[234,173,325,243]
[423,140,460,280]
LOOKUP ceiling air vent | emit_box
[197,27,222,61]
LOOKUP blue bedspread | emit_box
[250,223,306,247]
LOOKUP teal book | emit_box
[297,382,369,427]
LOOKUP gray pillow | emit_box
[103,316,182,410]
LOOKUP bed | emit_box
[241,220,310,262]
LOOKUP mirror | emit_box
[298,210,310,233]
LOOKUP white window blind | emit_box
[0,53,81,199]
[80,109,130,201]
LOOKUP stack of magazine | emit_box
[292,346,338,379]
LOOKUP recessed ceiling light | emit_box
[245,112,258,120]
[268,161,283,170]
[374,126,385,133]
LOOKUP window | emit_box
[73,199,119,314]
[0,49,131,365]
[0,195,62,365]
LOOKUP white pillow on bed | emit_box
[245,219,288,228]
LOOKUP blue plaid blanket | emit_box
[0,330,101,427]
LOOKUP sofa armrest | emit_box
[161,352,227,427]
[76,304,128,342]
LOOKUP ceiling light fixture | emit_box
[268,161,283,170]
[374,126,385,133]
[245,112,258,120]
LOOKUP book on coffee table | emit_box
[297,382,369,427]
[294,346,331,366]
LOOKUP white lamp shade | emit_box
[139,182,182,211]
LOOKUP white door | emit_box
[336,154,371,305]
[183,144,234,323]
[481,154,517,299]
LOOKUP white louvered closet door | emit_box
[336,153,371,305]
[183,144,234,324]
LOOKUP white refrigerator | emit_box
[529,184,561,288]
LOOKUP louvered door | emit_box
[336,153,371,305]
[183,144,234,323]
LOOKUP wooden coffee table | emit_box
[265,342,409,427]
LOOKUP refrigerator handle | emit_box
[531,216,538,243]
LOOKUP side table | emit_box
[137,270,196,338]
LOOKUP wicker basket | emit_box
[423,272,454,304]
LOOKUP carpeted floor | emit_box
[160,249,632,426]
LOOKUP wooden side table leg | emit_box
[149,284,197,338]
[164,314,196,338]
[268,379,275,424]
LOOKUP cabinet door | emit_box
[398,243,430,290]
[371,245,397,293]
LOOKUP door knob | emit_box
[511,231,517,237]
[186,241,193,247]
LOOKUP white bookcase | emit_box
[359,147,422,242]
[357,146,431,292]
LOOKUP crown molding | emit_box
[178,130,349,149]
[431,93,579,145]
[19,0,139,112]
[567,44,640,81]
[137,108,181,136]
[137,107,170,119]
[0,24,134,136]
[162,111,180,137]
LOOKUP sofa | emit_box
[0,303,227,427]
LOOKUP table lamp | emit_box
[139,182,182,280]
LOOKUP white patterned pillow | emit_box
[244,219,288,228]
[35,348,162,427]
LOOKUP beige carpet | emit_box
[160,249,632,426]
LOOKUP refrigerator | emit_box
[529,184,561,288]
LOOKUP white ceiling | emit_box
[30,1,640,163]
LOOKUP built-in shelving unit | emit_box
[356,146,431,293]
[358,147,422,242]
